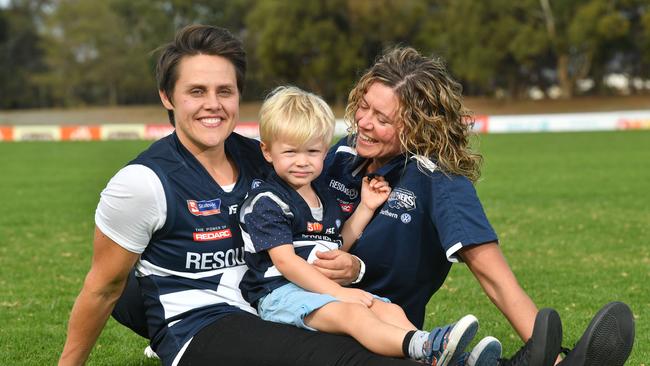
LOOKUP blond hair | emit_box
[346,47,482,182]
[259,86,335,147]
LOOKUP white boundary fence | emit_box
[1,110,649,142]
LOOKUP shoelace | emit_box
[497,339,531,366]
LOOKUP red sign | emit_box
[0,126,13,141]
[193,229,233,242]
[61,125,101,141]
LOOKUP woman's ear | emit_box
[260,142,273,163]
[159,90,174,110]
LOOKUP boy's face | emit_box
[261,137,328,191]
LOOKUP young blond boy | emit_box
[238,86,501,365]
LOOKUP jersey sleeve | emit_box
[429,173,498,262]
[95,164,166,254]
[241,193,294,252]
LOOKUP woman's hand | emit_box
[312,250,360,286]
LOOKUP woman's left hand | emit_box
[312,250,360,285]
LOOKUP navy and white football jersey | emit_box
[129,132,271,365]
[239,173,343,306]
[323,137,498,328]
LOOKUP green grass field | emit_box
[0,130,648,365]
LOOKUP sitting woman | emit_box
[314,46,635,366]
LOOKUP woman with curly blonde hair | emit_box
[345,47,481,182]
[314,46,634,366]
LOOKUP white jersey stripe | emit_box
[263,266,282,278]
[158,265,255,319]
[240,191,293,224]
[135,259,243,279]
[336,145,357,155]
[445,242,463,263]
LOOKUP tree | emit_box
[245,0,428,104]
[245,0,362,103]
[346,0,429,70]
[540,0,630,98]
[0,0,49,108]
[35,0,256,106]
[37,0,176,106]
[416,0,549,98]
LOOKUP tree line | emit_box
[1,0,649,109]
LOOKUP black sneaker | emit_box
[557,302,634,366]
[498,308,562,366]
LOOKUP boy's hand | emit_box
[331,287,374,307]
[359,176,391,211]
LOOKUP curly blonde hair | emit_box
[346,47,482,182]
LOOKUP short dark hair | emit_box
[155,24,246,126]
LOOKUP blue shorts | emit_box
[258,283,337,331]
[258,283,390,331]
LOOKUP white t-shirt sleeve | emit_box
[95,164,167,254]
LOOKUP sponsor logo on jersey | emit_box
[307,222,323,233]
[400,213,412,224]
[339,203,354,213]
[193,228,232,241]
[329,179,358,200]
[380,209,398,219]
[185,247,245,270]
[388,188,417,211]
[187,198,222,216]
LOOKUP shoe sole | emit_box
[439,314,479,366]
[530,308,563,366]
[564,302,635,366]
[468,336,502,366]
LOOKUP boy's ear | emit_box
[260,142,273,163]
[159,90,174,110]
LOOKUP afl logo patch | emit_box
[251,179,264,189]
[388,188,417,211]
[187,198,222,216]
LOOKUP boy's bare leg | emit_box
[305,302,410,357]
[369,300,417,331]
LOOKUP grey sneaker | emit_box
[558,302,634,366]
[498,308,562,366]
[424,314,479,366]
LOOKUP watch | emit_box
[350,255,366,284]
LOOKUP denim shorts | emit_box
[258,283,338,331]
[258,283,390,331]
